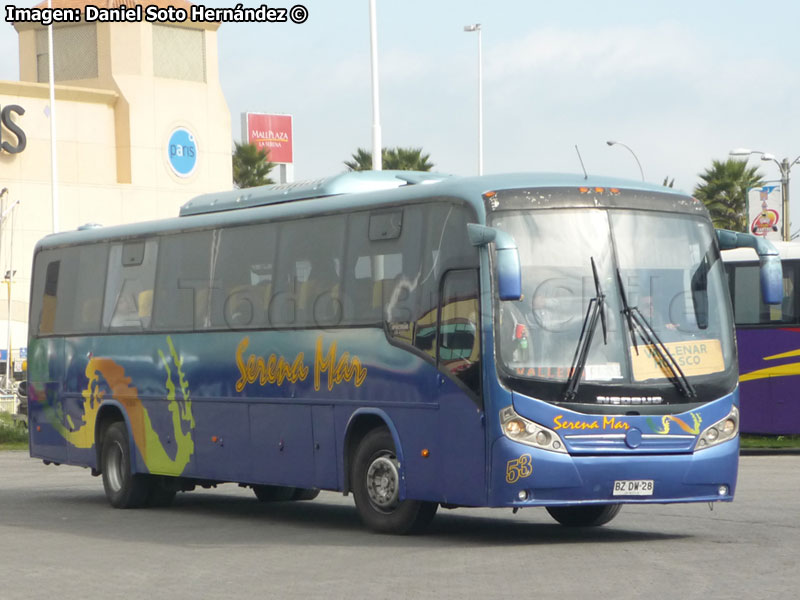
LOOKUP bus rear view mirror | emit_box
[496,249,522,300]
[759,254,783,305]
[716,229,783,305]
[467,224,522,301]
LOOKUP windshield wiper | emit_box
[563,258,607,401]
[615,269,696,399]
[616,269,639,356]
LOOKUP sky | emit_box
[2,0,800,202]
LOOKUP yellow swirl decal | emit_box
[646,413,702,435]
[48,336,195,476]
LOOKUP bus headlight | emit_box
[499,406,568,454]
[694,406,739,451]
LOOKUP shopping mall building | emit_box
[0,0,232,375]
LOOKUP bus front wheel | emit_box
[101,422,151,509]
[351,428,437,534]
[545,504,621,527]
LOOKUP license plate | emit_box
[613,479,654,496]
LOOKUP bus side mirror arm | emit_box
[716,229,783,305]
[467,224,522,301]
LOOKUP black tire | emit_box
[252,485,297,502]
[546,504,622,527]
[291,487,321,501]
[351,427,438,534]
[101,422,152,508]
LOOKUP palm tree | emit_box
[233,142,276,188]
[344,148,374,171]
[693,159,764,231]
[344,147,434,171]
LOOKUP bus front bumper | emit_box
[489,435,739,507]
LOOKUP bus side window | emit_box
[38,259,60,335]
[271,215,346,328]
[730,262,798,325]
[438,269,481,396]
[412,203,480,360]
[347,202,480,360]
[104,239,158,331]
[31,244,109,336]
[153,231,213,331]
[343,211,401,326]
[211,223,277,329]
[381,207,422,345]
[72,244,109,333]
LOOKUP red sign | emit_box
[245,113,293,163]
[751,209,780,237]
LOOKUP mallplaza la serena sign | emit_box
[245,113,293,164]
[0,104,26,154]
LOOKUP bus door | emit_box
[436,269,486,506]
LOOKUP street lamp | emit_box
[729,148,800,241]
[368,0,382,170]
[3,270,15,390]
[606,140,645,181]
[0,188,19,390]
[464,23,483,175]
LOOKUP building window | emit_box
[36,24,98,83]
[152,25,206,82]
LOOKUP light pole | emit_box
[3,271,14,390]
[0,188,19,390]
[729,148,800,241]
[606,140,644,181]
[368,0,382,170]
[47,0,59,232]
[464,24,483,175]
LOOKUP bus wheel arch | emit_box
[342,410,405,495]
[349,426,438,534]
[100,421,152,508]
[94,403,129,474]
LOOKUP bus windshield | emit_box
[491,208,735,403]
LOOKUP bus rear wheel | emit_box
[252,485,320,501]
[291,487,320,501]
[101,422,151,508]
[351,428,437,534]
[546,504,621,527]
[252,485,297,502]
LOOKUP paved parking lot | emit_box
[1,451,798,599]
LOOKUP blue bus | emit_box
[27,171,781,533]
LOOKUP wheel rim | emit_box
[366,454,400,511]
[105,440,124,493]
